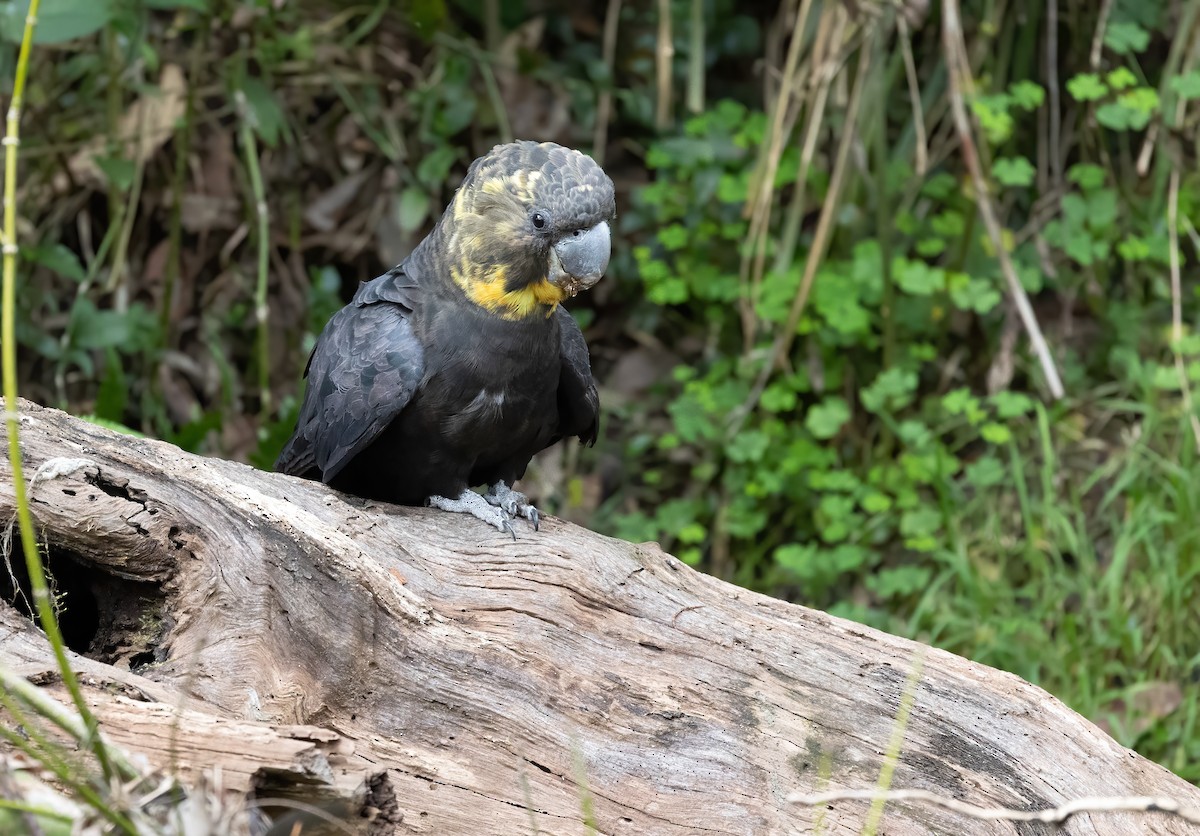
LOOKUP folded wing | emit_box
[275,273,425,482]
[553,306,599,447]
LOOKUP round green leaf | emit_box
[805,397,850,440]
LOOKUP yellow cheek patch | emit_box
[468,273,566,320]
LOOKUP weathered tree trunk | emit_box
[1,398,1197,835]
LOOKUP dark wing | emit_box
[275,271,425,482]
[553,305,599,446]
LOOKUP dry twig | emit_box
[790,788,1200,827]
[771,4,847,279]
[1167,169,1200,452]
[686,0,705,113]
[1088,0,1115,70]
[727,24,872,436]
[592,0,623,165]
[1045,0,1062,188]
[897,16,927,177]
[942,0,1065,400]
[655,0,673,130]
[741,0,819,350]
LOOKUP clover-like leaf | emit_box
[1067,73,1107,102]
[993,156,1036,187]
[1103,22,1150,55]
[806,397,851,440]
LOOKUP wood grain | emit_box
[1,398,1197,835]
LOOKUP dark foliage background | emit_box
[2,0,1198,783]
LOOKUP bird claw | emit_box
[485,482,542,532]
[428,490,520,540]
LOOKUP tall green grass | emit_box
[906,406,1200,781]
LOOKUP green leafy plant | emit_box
[592,0,1200,783]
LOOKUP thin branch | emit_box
[942,0,1065,400]
[789,788,1200,826]
[1045,0,1061,188]
[742,0,822,351]
[160,17,206,351]
[897,16,927,177]
[236,91,273,418]
[686,0,705,113]
[593,0,623,165]
[727,27,874,435]
[482,0,501,52]
[655,0,673,130]
[1167,168,1200,452]
[1088,0,1114,70]
[475,48,513,145]
[772,3,845,279]
[1136,124,1159,178]
[102,68,150,313]
[1138,0,1200,176]
[744,0,814,224]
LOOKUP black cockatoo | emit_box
[275,141,615,537]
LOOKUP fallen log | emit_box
[1,397,1197,835]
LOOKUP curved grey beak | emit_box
[548,221,610,297]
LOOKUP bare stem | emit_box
[655,0,673,130]
[1167,169,1200,452]
[863,650,926,835]
[728,31,872,436]
[161,16,207,348]
[1045,0,1061,188]
[790,788,1200,827]
[0,0,118,785]
[236,91,272,417]
[942,0,1065,400]
[897,16,927,177]
[1138,0,1200,177]
[686,0,705,113]
[1088,0,1114,70]
[482,0,501,52]
[741,0,819,350]
[593,0,623,165]
[771,0,837,280]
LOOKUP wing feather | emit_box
[554,306,599,446]
[276,273,425,481]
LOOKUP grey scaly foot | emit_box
[428,490,516,540]
[485,481,541,531]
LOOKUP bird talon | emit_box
[486,481,543,532]
[429,490,523,540]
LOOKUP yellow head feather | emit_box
[438,141,614,320]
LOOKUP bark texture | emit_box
[1,398,1197,835]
